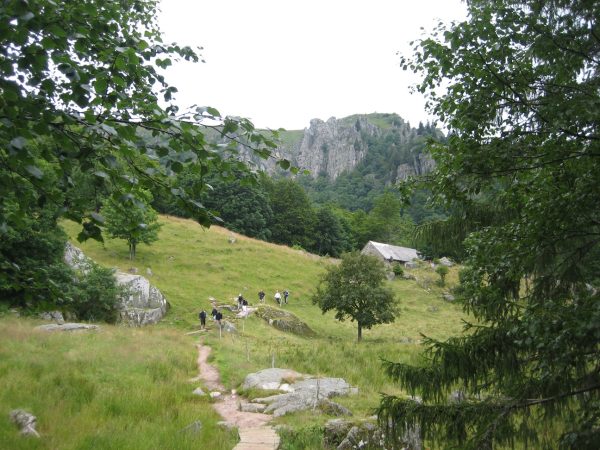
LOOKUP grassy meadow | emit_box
[1,215,467,448]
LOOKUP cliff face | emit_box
[234,113,438,181]
[276,113,437,181]
[294,116,379,179]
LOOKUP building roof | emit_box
[365,241,419,262]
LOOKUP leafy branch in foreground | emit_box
[380,1,600,448]
[0,0,288,305]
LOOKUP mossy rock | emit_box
[255,306,315,337]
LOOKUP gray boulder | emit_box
[114,272,169,326]
[442,292,455,302]
[318,398,353,417]
[64,242,91,273]
[39,311,65,324]
[221,321,238,334]
[10,409,40,437]
[242,368,306,391]
[239,402,267,413]
[252,375,357,417]
[439,257,454,267]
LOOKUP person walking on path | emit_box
[258,290,265,303]
[283,290,289,304]
[274,290,281,305]
[237,294,245,311]
[199,310,207,329]
[215,310,223,329]
[211,306,218,321]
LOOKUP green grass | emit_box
[0,317,237,449]
[1,215,468,447]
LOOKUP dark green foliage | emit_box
[68,263,121,323]
[364,191,415,247]
[0,0,277,238]
[312,252,398,341]
[379,1,600,447]
[264,178,316,250]
[0,202,72,307]
[392,263,404,277]
[313,207,350,257]
[201,174,273,241]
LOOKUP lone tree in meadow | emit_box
[103,190,161,260]
[312,252,397,342]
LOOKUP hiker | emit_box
[274,290,281,305]
[237,294,244,310]
[258,290,265,303]
[199,310,207,329]
[215,311,223,328]
[283,290,289,304]
[211,306,218,321]
[242,298,248,314]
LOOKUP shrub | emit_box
[435,265,449,286]
[68,263,122,323]
[392,263,404,277]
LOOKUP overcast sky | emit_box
[158,0,467,130]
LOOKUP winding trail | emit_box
[195,343,280,450]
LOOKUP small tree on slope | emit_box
[103,190,161,260]
[312,252,398,342]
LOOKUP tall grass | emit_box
[0,317,237,449]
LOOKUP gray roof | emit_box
[366,241,419,262]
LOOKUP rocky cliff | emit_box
[248,113,439,181]
[294,116,379,179]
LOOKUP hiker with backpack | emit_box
[198,310,207,329]
[258,290,265,303]
[283,290,289,304]
[274,290,281,305]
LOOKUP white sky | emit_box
[158,0,467,130]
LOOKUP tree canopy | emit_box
[312,252,397,342]
[0,0,280,238]
[379,1,600,448]
[0,0,283,304]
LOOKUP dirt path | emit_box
[195,343,280,449]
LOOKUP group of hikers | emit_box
[197,289,290,329]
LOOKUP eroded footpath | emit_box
[195,344,280,450]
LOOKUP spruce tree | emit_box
[378,1,600,448]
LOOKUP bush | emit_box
[435,265,449,286]
[392,263,404,277]
[68,263,122,323]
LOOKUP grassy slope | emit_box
[1,215,466,447]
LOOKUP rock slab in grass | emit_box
[35,323,99,332]
[248,370,358,417]
[239,402,267,413]
[10,409,40,437]
[241,368,306,391]
[254,306,315,337]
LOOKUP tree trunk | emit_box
[357,323,362,342]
